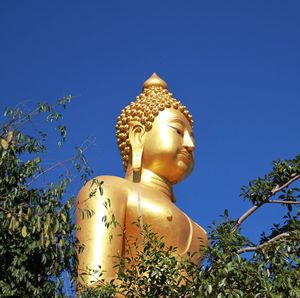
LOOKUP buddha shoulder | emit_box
[77,175,130,207]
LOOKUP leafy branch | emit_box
[0,99,93,296]
[237,232,291,254]
[233,157,300,231]
[267,199,300,205]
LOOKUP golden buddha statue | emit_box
[76,73,208,286]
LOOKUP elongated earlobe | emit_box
[132,146,143,182]
[128,121,145,182]
[132,145,143,171]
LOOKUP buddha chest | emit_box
[124,186,197,257]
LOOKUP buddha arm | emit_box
[76,176,127,285]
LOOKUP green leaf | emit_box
[21,225,27,238]
[207,284,212,294]
[1,138,8,149]
[59,238,65,247]
[61,213,67,223]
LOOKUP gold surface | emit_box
[142,72,168,90]
[115,73,193,170]
[76,74,208,286]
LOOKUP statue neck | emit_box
[125,167,175,203]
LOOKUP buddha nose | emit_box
[183,132,195,153]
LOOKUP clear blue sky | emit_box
[1,1,299,254]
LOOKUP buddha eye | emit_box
[176,129,183,136]
[168,125,184,136]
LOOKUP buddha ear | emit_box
[128,121,146,175]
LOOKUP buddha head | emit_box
[115,73,195,184]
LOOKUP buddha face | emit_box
[142,108,195,184]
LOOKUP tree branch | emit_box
[270,173,300,195]
[27,140,92,187]
[0,206,27,219]
[233,204,261,231]
[27,158,72,187]
[233,173,300,231]
[267,200,300,205]
[237,232,291,254]
[0,206,10,214]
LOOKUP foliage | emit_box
[0,98,92,297]
[80,156,300,298]
[0,98,299,297]
[117,224,196,297]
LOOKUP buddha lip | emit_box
[177,150,192,161]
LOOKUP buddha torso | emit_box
[123,176,207,261]
[76,172,208,284]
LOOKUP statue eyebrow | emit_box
[167,117,185,125]
[167,117,194,137]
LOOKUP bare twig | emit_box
[267,200,300,205]
[27,158,72,187]
[0,206,9,214]
[237,232,291,254]
[27,140,92,187]
[5,105,43,131]
[15,102,59,130]
[233,173,300,231]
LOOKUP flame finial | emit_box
[142,73,168,90]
